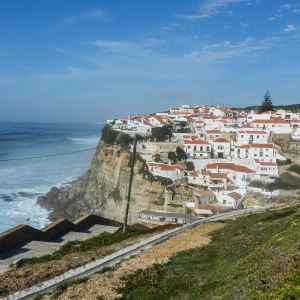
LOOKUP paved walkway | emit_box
[0,224,119,274]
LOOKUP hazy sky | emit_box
[0,0,300,123]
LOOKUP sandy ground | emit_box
[40,222,225,300]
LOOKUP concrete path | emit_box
[0,224,119,275]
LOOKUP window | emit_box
[241,135,244,138]
[188,146,190,149]
[200,146,203,151]
[257,135,259,138]
[194,146,196,151]
[206,146,210,151]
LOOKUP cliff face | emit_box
[37,140,167,223]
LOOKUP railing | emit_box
[241,177,251,182]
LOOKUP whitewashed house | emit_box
[217,191,244,209]
[236,130,269,146]
[253,160,278,179]
[183,139,212,159]
[234,143,276,160]
[147,162,184,181]
[212,138,231,159]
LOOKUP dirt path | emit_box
[44,222,225,300]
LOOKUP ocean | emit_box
[0,122,103,233]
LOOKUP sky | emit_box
[0,0,300,123]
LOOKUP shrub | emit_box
[248,180,265,189]
[288,164,300,175]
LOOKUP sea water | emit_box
[0,122,103,233]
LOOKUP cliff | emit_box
[37,138,193,224]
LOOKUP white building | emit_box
[147,162,184,181]
[236,130,269,146]
[212,138,231,159]
[183,139,212,159]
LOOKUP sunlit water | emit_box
[0,122,103,233]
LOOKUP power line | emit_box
[0,137,139,162]
[0,148,97,162]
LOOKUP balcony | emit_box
[241,177,251,182]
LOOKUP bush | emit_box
[185,161,195,171]
[248,180,265,189]
[176,146,187,161]
[288,164,300,175]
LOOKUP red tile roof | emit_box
[227,192,243,199]
[231,165,255,173]
[184,140,211,145]
[214,138,229,143]
[206,163,235,169]
[210,173,227,179]
[250,143,273,148]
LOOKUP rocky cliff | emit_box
[37,138,193,224]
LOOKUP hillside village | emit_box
[107,104,300,224]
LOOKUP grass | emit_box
[116,204,300,299]
[15,224,178,268]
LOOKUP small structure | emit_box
[194,208,213,218]
[138,210,196,226]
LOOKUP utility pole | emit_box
[123,135,137,233]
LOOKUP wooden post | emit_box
[123,135,137,233]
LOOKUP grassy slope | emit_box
[117,204,300,300]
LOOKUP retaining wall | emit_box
[0,214,147,254]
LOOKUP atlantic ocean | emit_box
[0,122,103,233]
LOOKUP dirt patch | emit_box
[0,233,160,298]
[44,222,225,300]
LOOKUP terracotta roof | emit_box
[183,135,199,140]
[202,170,211,176]
[189,171,199,177]
[242,124,253,128]
[227,192,243,199]
[214,138,229,143]
[159,164,184,171]
[250,143,273,148]
[260,162,277,166]
[206,130,222,134]
[210,173,227,179]
[206,163,235,169]
[237,145,251,149]
[231,165,255,173]
[184,140,211,145]
[194,189,215,196]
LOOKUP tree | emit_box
[258,91,274,113]
[151,125,173,142]
[176,146,187,161]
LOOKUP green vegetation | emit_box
[150,125,173,142]
[167,151,177,163]
[249,171,300,191]
[117,204,300,299]
[138,158,173,186]
[167,203,183,208]
[101,124,131,147]
[15,224,178,268]
[176,146,186,161]
[152,200,162,206]
[108,188,123,202]
[288,164,300,175]
[185,161,195,171]
[277,158,292,166]
[268,172,300,190]
[248,180,265,189]
[258,90,274,113]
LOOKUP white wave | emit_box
[69,137,100,145]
